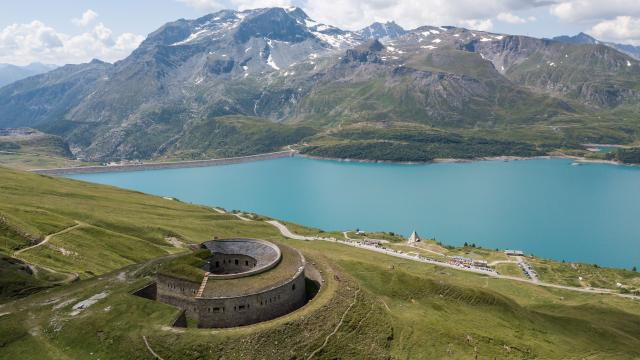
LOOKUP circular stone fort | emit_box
[155,238,309,328]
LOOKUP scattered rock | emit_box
[70,292,108,316]
[53,298,76,310]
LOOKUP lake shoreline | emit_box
[298,153,634,167]
[30,150,295,175]
[29,149,636,176]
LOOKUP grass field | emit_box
[1,166,640,359]
[530,257,640,291]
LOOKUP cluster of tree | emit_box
[301,126,548,162]
[613,148,640,164]
[169,116,316,159]
[301,138,543,162]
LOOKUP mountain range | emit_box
[0,7,638,162]
[552,32,640,60]
[0,63,57,88]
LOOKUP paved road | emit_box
[267,220,640,300]
[267,220,317,240]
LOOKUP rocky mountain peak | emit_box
[233,7,311,44]
[358,21,406,40]
[552,32,598,45]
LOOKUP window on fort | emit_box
[238,305,245,311]
[235,259,239,265]
[245,260,249,266]
[292,284,296,291]
[215,261,220,267]
[212,307,221,313]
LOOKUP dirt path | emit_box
[408,243,446,257]
[143,336,165,360]
[267,221,640,301]
[267,220,316,240]
[489,260,517,266]
[14,221,83,255]
[307,288,361,359]
[12,222,83,283]
[233,213,253,221]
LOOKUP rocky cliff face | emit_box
[0,7,638,161]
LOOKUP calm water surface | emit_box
[67,157,640,269]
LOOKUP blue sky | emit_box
[1,0,638,65]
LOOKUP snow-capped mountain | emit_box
[0,7,638,161]
[357,21,406,41]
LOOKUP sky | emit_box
[1,0,639,66]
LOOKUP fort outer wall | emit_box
[30,150,295,175]
[156,274,200,322]
[156,266,306,328]
[196,267,306,328]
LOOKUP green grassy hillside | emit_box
[0,130,85,170]
[1,166,640,359]
[162,115,316,160]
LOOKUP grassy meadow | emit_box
[0,166,640,359]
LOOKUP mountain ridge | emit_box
[552,32,640,60]
[0,7,638,161]
[0,62,57,88]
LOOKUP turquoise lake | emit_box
[67,157,640,269]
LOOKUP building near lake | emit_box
[505,250,524,256]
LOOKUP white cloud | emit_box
[0,20,144,65]
[590,16,640,45]
[176,0,548,30]
[72,9,98,27]
[177,0,224,11]
[550,0,640,23]
[459,18,494,31]
[497,12,532,24]
[302,0,547,30]
[179,0,293,11]
[233,0,293,11]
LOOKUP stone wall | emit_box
[196,268,306,328]
[207,253,257,274]
[156,274,200,320]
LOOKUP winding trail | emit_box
[488,260,517,266]
[233,213,253,222]
[307,288,361,359]
[143,336,165,360]
[14,221,83,256]
[267,220,316,240]
[268,221,640,301]
[407,243,446,257]
[12,221,83,283]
